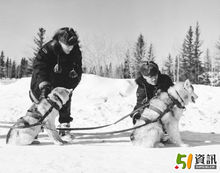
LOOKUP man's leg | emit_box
[58,97,74,140]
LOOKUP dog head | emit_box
[168,79,198,106]
[48,87,73,109]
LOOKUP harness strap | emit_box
[138,97,175,132]
[168,92,185,109]
[55,121,149,135]
[140,116,152,123]
[58,103,172,133]
[149,105,163,115]
[46,98,60,111]
[57,103,150,131]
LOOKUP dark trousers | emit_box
[58,98,73,123]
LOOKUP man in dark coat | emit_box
[29,27,82,140]
[132,61,174,124]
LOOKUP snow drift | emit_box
[0,74,219,173]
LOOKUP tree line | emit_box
[162,22,220,85]
[0,51,28,79]
[0,23,220,86]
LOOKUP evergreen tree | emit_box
[108,63,113,77]
[115,63,124,78]
[174,55,180,82]
[18,58,28,78]
[104,64,109,77]
[99,66,104,76]
[5,57,10,78]
[11,61,16,78]
[198,72,210,85]
[0,51,5,78]
[133,34,147,75]
[8,59,12,78]
[147,43,155,61]
[28,27,46,74]
[103,63,113,77]
[215,38,220,72]
[193,22,203,83]
[217,39,220,50]
[180,26,194,82]
[89,66,97,75]
[16,65,20,78]
[123,50,131,78]
[164,54,174,81]
[204,49,212,72]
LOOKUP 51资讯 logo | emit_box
[175,153,217,170]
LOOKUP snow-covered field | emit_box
[0,74,220,173]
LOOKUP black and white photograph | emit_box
[0,0,220,172]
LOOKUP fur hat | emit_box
[53,27,79,46]
[139,61,159,77]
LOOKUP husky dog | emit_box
[6,87,72,145]
[131,79,198,148]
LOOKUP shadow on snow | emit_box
[0,131,220,147]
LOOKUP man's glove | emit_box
[39,82,51,100]
[69,68,78,78]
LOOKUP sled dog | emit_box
[6,87,72,145]
[131,79,198,148]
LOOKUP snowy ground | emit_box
[0,74,220,173]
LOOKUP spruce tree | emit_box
[204,49,212,72]
[89,66,97,75]
[5,57,10,78]
[108,63,113,77]
[215,38,220,72]
[99,66,104,76]
[11,61,16,78]
[174,55,180,82]
[28,28,46,74]
[180,26,194,82]
[8,58,12,78]
[19,58,28,78]
[164,54,174,81]
[104,64,109,77]
[115,63,124,78]
[193,22,203,83]
[123,50,131,78]
[133,34,147,76]
[147,43,155,61]
[16,65,20,78]
[0,51,5,78]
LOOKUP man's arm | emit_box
[133,85,147,111]
[33,47,51,86]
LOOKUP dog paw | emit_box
[62,140,68,144]
[161,134,170,142]
[54,140,67,145]
[155,142,165,148]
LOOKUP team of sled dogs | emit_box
[6,79,198,147]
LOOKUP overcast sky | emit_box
[0,0,220,63]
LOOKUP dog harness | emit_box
[13,96,63,129]
[139,91,186,134]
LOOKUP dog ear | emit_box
[184,79,191,89]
